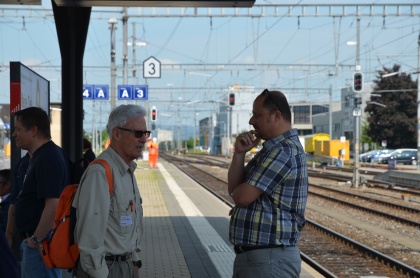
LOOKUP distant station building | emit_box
[196,83,374,156]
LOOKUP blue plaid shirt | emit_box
[229,129,308,246]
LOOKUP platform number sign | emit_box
[143,56,161,78]
[118,85,133,100]
[118,85,148,100]
[94,85,109,99]
[83,85,94,99]
[83,85,109,100]
[133,85,148,100]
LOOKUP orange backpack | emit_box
[38,159,113,269]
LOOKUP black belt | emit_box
[234,245,283,254]
[105,254,131,261]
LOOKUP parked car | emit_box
[370,149,395,164]
[359,150,377,162]
[361,149,393,163]
[385,149,418,165]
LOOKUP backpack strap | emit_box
[88,159,114,196]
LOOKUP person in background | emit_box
[0,169,12,233]
[104,138,110,149]
[147,137,159,168]
[6,152,30,271]
[73,104,147,278]
[146,138,153,166]
[82,138,96,169]
[0,230,19,278]
[228,89,308,278]
[12,107,70,278]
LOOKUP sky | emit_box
[0,0,419,137]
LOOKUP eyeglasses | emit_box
[117,127,151,138]
[262,89,282,112]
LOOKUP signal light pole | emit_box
[352,17,361,189]
[229,93,235,106]
[353,72,363,92]
[227,93,235,157]
[417,32,420,170]
[151,106,157,122]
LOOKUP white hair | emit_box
[106,104,146,136]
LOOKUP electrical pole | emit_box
[132,22,137,81]
[122,7,128,104]
[109,18,117,111]
[329,84,332,139]
[194,111,197,152]
[417,32,420,170]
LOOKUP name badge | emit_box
[120,215,133,226]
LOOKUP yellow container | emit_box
[304,133,330,154]
[4,143,11,157]
[314,140,325,156]
[324,140,350,160]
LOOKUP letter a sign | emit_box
[143,56,161,78]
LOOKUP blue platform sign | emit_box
[82,85,94,100]
[94,85,109,100]
[83,85,109,100]
[118,85,148,100]
[118,85,133,100]
[133,85,148,100]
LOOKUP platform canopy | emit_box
[53,0,254,7]
[1,0,41,4]
[2,0,255,164]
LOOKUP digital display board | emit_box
[10,62,49,115]
[53,0,255,7]
[9,61,50,178]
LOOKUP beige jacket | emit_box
[73,147,144,278]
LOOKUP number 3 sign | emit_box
[143,56,161,78]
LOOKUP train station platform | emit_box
[373,169,420,188]
[135,159,322,278]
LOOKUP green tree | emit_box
[181,137,194,151]
[102,129,109,148]
[365,65,417,149]
[360,122,374,147]
[186,137,194,150]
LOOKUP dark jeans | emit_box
[233,245,301,278]
[20,241,61,278]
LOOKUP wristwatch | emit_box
[31,235,40,245]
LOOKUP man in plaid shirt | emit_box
[228,89,308,278]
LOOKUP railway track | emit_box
[183,153,420,195]
[160,152,420,278]
[309,184,420,227]
[309,168,420,197]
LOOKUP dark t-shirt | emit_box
[9,153,30,261]
[15,141,70,235]
[0,195,11,233]
[10,153,30,205]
